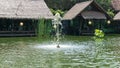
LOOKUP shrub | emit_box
[94,29,104,38]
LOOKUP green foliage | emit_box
[96,0,112,10]
[45,0,112,11]
[45,20,52,35]
[38,18,45,36]
[38,18,52,37]
[46,0,114,18]
[95,29,105,38]
[45,0,76,10]
[107,9,115,17]
[50,9,64,16]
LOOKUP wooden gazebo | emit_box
[0,0,53,36]
[63,0,111,35]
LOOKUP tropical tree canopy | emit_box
[45,0,114,17]
[45,0,112,11]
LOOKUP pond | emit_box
[0,35,120,68]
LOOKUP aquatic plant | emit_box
[38,18,45,37]
[94,29,104,38]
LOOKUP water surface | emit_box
[0,36,120,68]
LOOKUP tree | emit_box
[45,0,114,17]
[45,0,112,11]
[95,0,112,10]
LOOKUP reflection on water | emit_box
[0,36,120,68]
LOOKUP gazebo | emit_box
[63,0,111,35]
[0,0,53,36]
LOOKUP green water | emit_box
[0,36,120,68]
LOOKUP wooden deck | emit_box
[0,31,37,37]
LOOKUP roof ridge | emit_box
[63,0,93,20]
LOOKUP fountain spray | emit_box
[52,13,62,48]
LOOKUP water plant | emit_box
[94,29,105,38]
[38,18,45,37]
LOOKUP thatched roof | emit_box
[114,12,120,20]
[0,0,53,19]
[63,0,110,20]
[111,0,120,11]
[63,1,92,20]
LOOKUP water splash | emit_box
[52,13,63,48]
[34,42,89,51]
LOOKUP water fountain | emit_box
[52,13,63,48]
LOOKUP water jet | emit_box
[52,13,62,48]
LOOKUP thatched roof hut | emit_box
[0,0,53,19]
[63,0,112,35]
[111,0,120,11]
[63,0,110,20]
[0,0,53,37]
